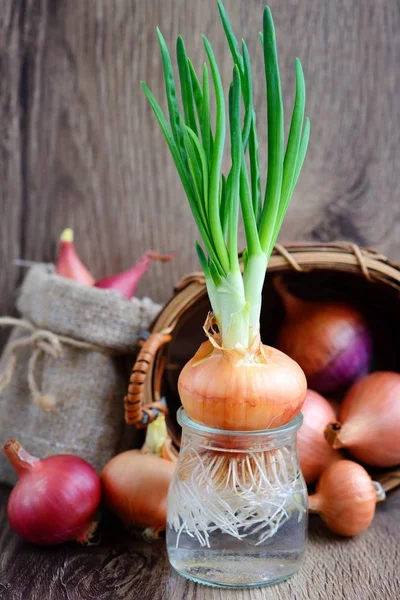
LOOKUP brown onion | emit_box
[178,324,307,431]
[275,277,372,395]
[325,371,400,467]
[298,390,341,484]
[101,450,175,531]
[308,460,379,536]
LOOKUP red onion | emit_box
[298,390,341,484]
[325,371,400,467]
[95,251,174,298]
[3,440,101,546]
[275,277,372,395]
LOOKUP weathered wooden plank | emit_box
[13,0,400,312]
[0,2,23,349]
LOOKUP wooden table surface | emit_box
[0,483,399,600]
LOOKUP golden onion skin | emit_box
[178,339,307,431]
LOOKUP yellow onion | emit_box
[101,450,175,531]
[308,460,379,536]
[325,371,400,467]
[275,277,372,395]
[297,390,341,484]
[178,328,307,431]
[101,417,176,531]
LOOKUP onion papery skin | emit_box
[326,371,400,467]
[101,450,175,530]
[6,450,101,546]
[275,279,372,395]
[308,460,376,536]
[297,390,341,484]
[178,335,307,431]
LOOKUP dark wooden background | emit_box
[1,0,400,334]
[1,0,400,598]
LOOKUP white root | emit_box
[168,442,307,548]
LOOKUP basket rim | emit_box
[156,241,400,334]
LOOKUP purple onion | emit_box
[275,277,373,395]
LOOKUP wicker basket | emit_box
[124,242,400,495]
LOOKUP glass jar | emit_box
[166,408,307,588]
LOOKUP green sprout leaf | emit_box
[142,3,310,348]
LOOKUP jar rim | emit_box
[177,407,303,436]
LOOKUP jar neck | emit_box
[177,408,302,452]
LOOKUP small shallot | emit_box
[325,371,400,467]
[297,390,341,484]
[95,251,174,298]
[308,460,383,536]
[56,228,95,285]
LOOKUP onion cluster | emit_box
[276,278,400,537]
[3,417,176,545]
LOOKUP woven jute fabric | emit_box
[0,264,161,485]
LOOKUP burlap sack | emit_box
[0,264,161,485]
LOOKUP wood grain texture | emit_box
[0,2,23,349]
[0,0,399,321]
[0,483,399,599]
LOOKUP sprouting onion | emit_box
[142,2,310,431]
[142,1,311,549]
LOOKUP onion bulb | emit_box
[308,460,379,536]
[101,450,175,531]
[56,228,95,285]
[102,416,176,531]
[95,251,174,299]
[178,324,307,431]
[275,277,372,395]
[3,439,101,545]
[325,371,400,467]
[297,390,341,484]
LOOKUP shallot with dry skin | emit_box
[325,371,400,467]
[56,228,95,285]
[95,251,174,299]
[308,460,384,536]
[297,389,341,484]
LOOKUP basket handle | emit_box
[124,330,172,428]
